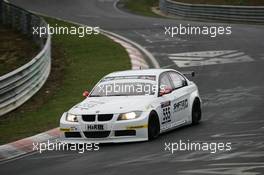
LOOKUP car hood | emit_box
[68,96,154,115]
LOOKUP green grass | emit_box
[0,17,130,145]
[120,0,264,19]
[0,26,39,76]
[121,0,160,17]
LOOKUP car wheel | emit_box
[192,98,202,125]
[148,113,160,140]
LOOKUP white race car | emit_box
[60,69,201,143]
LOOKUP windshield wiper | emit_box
[107,94,126,97]
[89,95,103,97]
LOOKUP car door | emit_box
[168,71,190,125]
[158,72,175,130]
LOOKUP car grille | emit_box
[115,130,136,137]
[82,114,113,122]
[98,114,113,121]
[64,132,82,138]
[83,131,111,138]
[82,115,96,122]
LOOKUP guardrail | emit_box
[159,0,264,23]
[0,0,51,116]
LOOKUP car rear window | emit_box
[101,75,156,82]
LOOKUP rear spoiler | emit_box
[182,71,195,77]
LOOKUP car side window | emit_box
[169,72,187,89]
[159,73,173,90]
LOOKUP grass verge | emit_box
[119,0,160,17]
[0,17,131,145]
[119,0,264,19]
[0,25,39,76]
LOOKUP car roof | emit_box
[105,69,176,77]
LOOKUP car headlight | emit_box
[117,111,142,120]
[66,113,78,122]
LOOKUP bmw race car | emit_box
[60,69,202,143]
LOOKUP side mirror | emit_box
[182,71,195,77]
[159,87,172,96]
[83,90,89,97]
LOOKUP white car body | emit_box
[60,69,201,143]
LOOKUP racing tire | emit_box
[192,98,202,125]
[148,113,160,140]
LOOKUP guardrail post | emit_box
[26,12,31,36]
[0,0,3,23]
[2,1,7,25]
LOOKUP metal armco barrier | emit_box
[159,0,264,23]
[0,0,51,116]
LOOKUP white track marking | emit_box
[170,50,236,57]
[222,52,245,58]
[168,50,254,67]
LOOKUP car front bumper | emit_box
[59,112,149,143]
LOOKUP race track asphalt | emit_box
[1,0,264,174]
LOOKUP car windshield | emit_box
[90,76,157,97]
